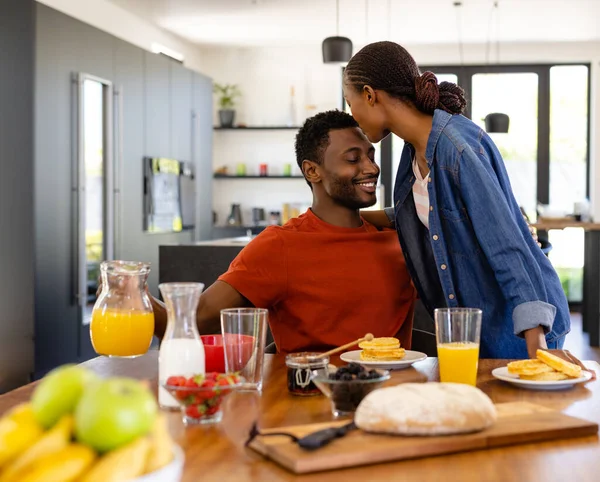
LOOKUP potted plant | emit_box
[213,83,241,127]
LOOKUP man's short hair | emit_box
[294,110,359,186]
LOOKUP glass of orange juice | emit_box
[435,308,482,386]
[90,261,155,358]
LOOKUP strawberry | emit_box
[178,378,198,398]
[195,389,213,402]
[217,376,234,387]
[201,379,217,389]
[186,405,200,418]
[185,378,199,388]
[192,374,205,385]
[166,376,186,387]
[206,405,219,416]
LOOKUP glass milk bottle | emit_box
[158,282,206,409]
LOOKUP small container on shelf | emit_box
[269,211,281,225]
[236,163,246,176]
[283,163,292,177]
[259,164,268,176]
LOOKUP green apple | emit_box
[31,364,98,429]
[74,377,157,453]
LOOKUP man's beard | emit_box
[326,172,377,210]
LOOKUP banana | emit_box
[144,413,174,473]
[80,436,151,482]
[3,403,35,423]
[15,443,96,482]
[0,404,44,468]
[0,414,74,481]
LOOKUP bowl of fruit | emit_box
[311,363,390,417]
[0,364,183,481]
[163,372,244,425]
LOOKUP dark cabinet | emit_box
[193,72,214,241]
[144,52,171,156]
[170,63,193,163]
[33,4,213,378]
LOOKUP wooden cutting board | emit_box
[249,402,598,474]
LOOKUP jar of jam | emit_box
[285,352,329,396]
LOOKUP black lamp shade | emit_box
[484,113,510,133]
[322,36,353,63]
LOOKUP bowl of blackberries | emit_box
[311,363,390,417]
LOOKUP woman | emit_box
[344,41,569,359]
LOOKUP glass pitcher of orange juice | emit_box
[90,261,155,357]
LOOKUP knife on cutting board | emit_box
[297,421,357,450]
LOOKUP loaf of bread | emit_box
[355,383,497,435]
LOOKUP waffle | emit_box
[359,337,405,361]
[507,359,554,376]
[358,337,400,351]
[536,349,582,378]
[360,348,406,361]
[519,371,570,381]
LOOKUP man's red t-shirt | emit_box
[218,209,416,354]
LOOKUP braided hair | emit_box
[344,41,466,115]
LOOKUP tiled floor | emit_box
[564,312,600,363]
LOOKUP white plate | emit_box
[340,350,427,370]
[135,444,184,482]
[491,366,593,391]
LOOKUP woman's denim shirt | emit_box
[390,109,570,358]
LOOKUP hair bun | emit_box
[414,71,439,114]
[438,82,467,115]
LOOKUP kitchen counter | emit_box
[191,236,253,247]
[1,352,599,481]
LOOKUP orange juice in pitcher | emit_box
[91,309,154,357]
[90,261,154,358]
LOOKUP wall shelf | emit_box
[213,174,304,179]
[213,126,300,130]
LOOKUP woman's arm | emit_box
[360,208,395,229]
[458,146,554,358]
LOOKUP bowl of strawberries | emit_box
[163,372,244,425]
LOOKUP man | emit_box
[150,110,416,354]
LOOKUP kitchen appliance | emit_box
[143,157,195,233]
[228,204,243,226]
[252,208,266,225]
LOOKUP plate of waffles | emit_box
[340,337,427,370]
[492,349,593,390]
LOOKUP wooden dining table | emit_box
[1,352,599,481]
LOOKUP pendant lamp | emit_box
[484,112,509,133]
[322,0,352,63]
[483,2,510,133]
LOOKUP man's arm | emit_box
[152,281,252,339]
[360,208,395,228]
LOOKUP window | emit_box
[546,65,590,302]
[471,72,539,218]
